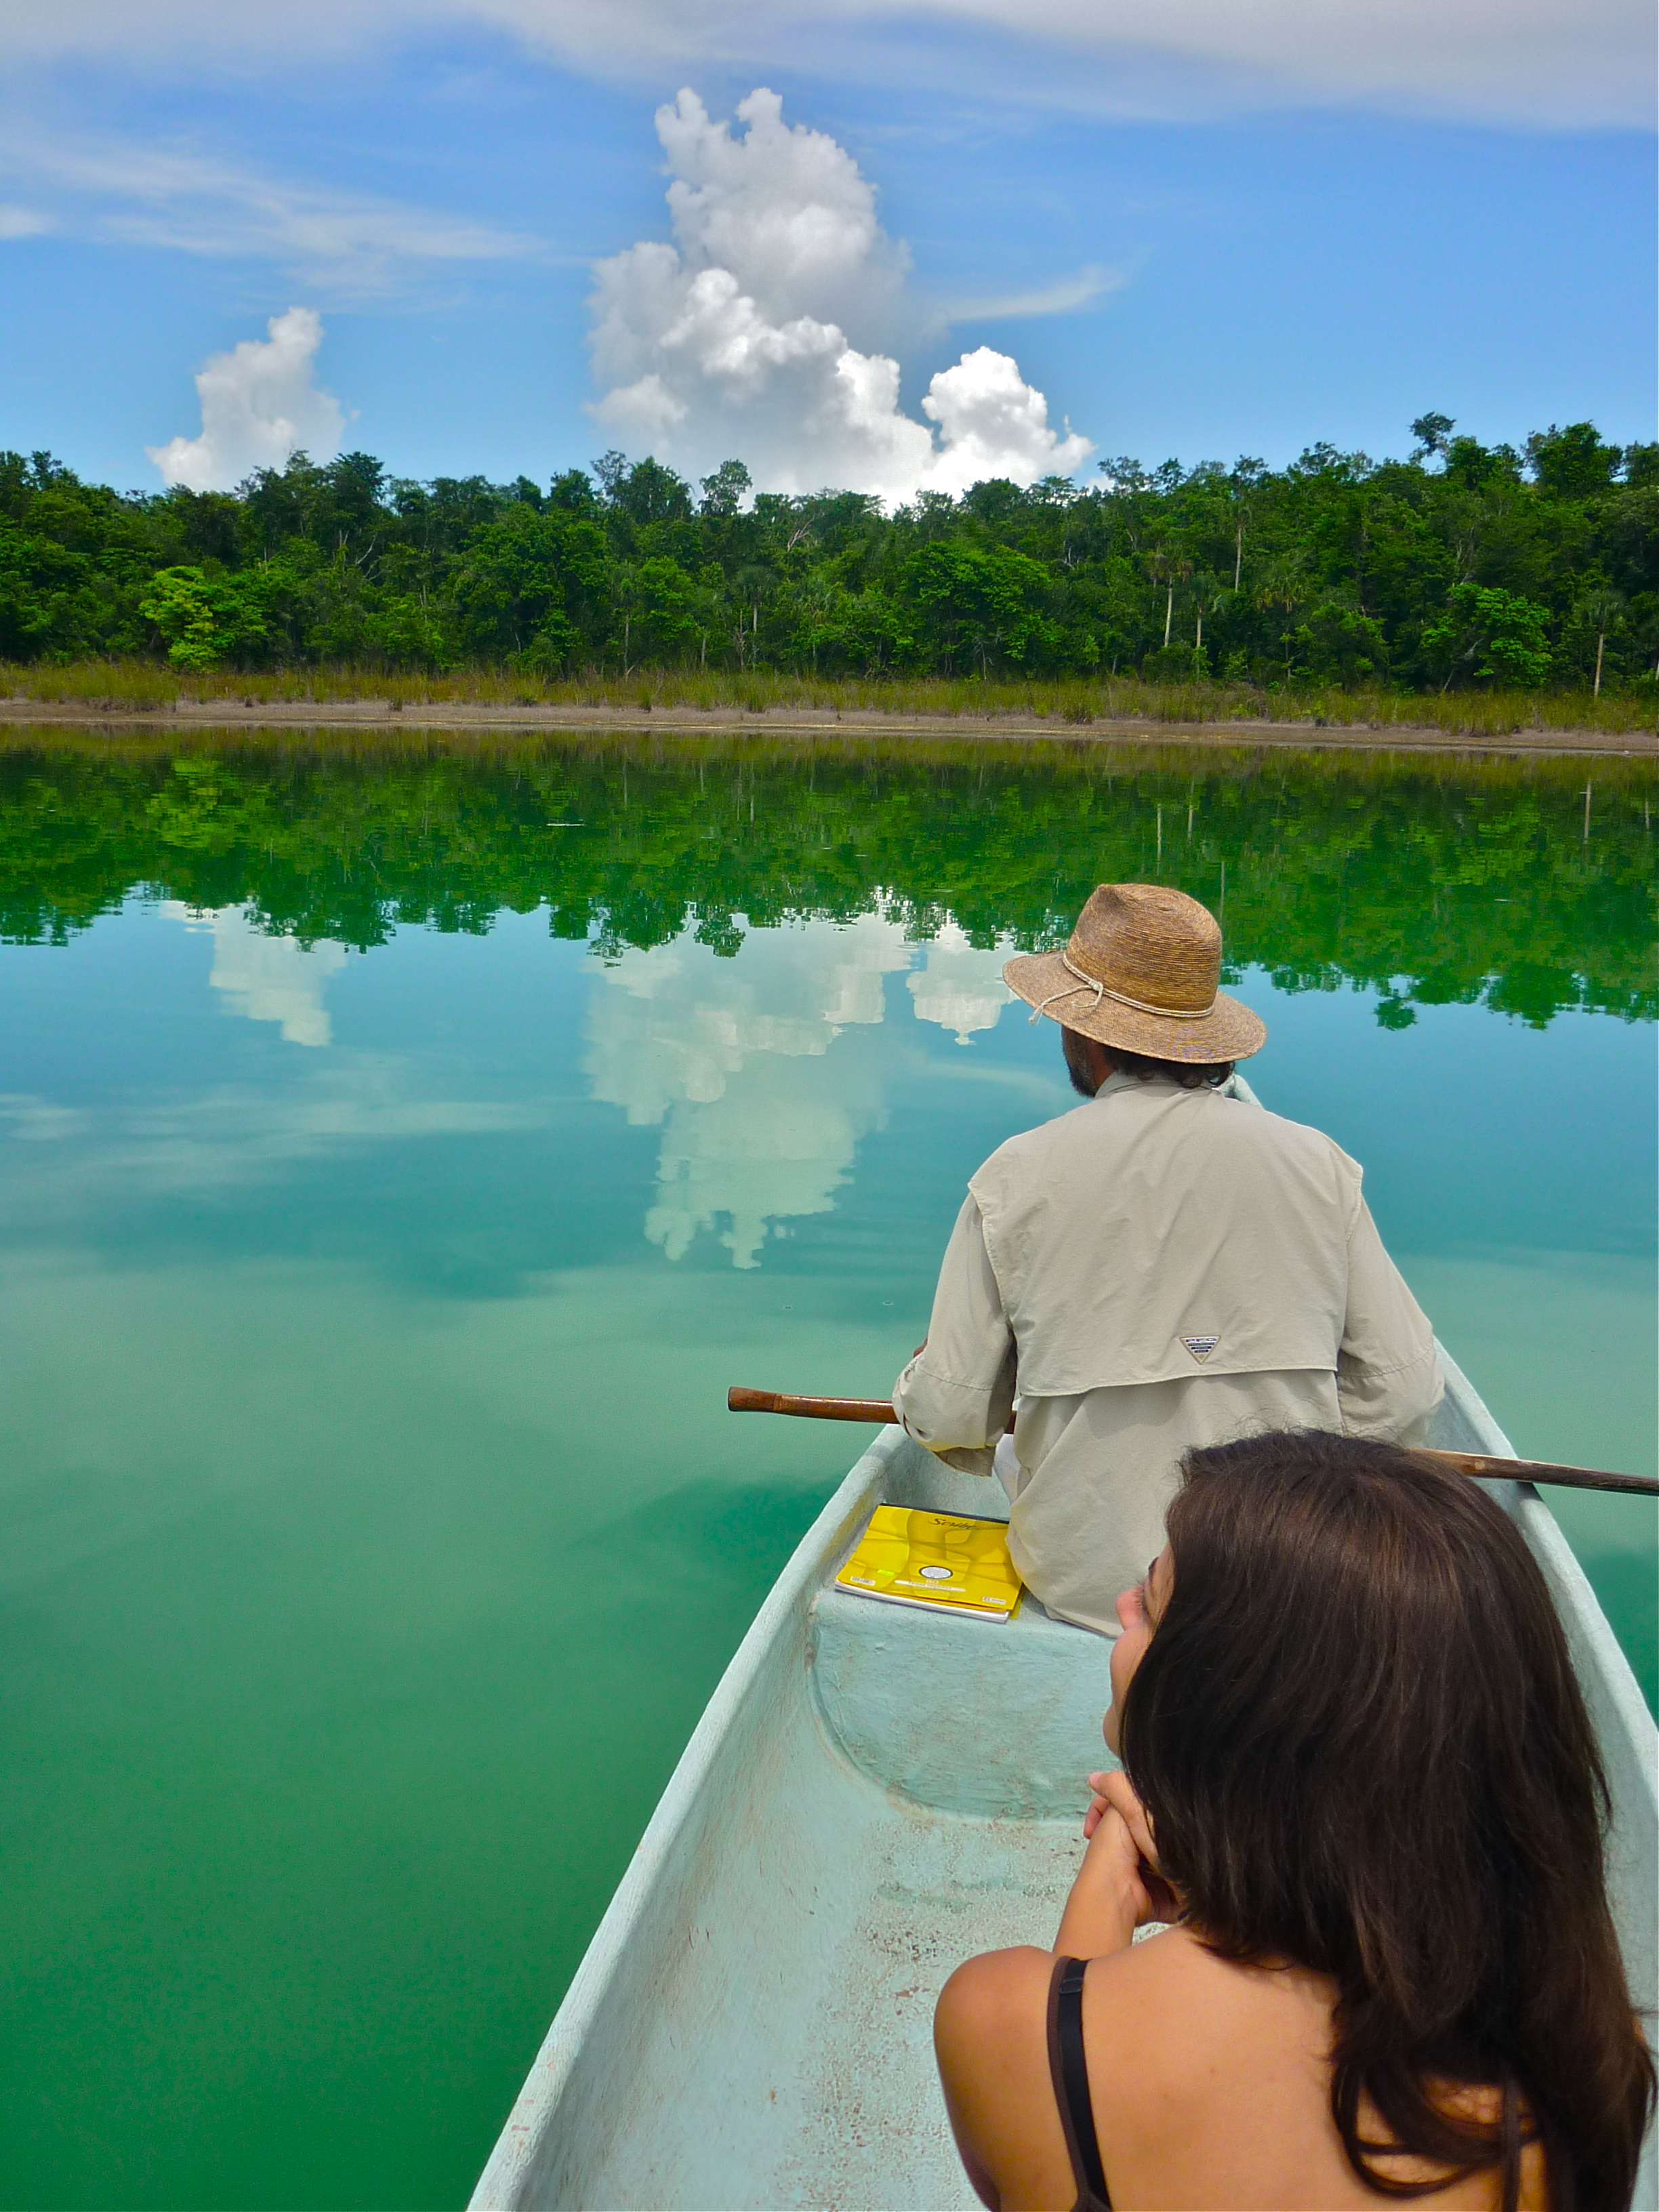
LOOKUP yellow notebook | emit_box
[834,1504,1023,1622]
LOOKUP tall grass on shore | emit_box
[1,660,1654,739]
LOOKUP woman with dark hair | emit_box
[935,1433,1654,2211]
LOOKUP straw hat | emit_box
[1002,883,1266,1063]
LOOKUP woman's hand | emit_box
[1082,1775,1111,1841]
[1053,1798,1154,1958]
[1082,1771,1182,1925]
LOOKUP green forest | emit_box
[2,735,1652,1028]
[2,415,1654,695]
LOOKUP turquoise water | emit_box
[0,737,1653,2209]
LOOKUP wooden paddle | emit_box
[726,1387,1659,1499]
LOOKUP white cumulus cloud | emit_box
[588,87,1092,502]
[147,306,344,493]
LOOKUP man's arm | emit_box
[893,1195,1017,1477]
[1337,1193,1443,1443]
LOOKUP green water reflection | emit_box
[0,733,1654,2211]
[5,737,1656,1029]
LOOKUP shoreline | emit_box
[0,695,1653,758]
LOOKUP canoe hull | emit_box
[474,1435,1059,2209]
[472,1355,1658,2211]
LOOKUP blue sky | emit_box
[0,1,1652,497]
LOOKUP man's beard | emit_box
[1063,1028,1101,1099]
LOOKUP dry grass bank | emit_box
[2,660,1655,742]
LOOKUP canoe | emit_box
[473,1370,1658,2209]
[473,1346,1658,2211]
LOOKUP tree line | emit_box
[2,737,1651,1027]
[1,419,1655,695]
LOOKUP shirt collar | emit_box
[1092,1067,1190,1102]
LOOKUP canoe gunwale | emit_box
[1431,1340,1657,1833]
[468,1425,910,2211]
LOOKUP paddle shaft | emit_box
[725,1388,1659,1499]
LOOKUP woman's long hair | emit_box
[1119,1432,1654,2212]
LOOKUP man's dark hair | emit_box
[1122,1431,1656,2212]
[1102,1046,1234,1089]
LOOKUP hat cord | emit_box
[1027,949,1218,1025]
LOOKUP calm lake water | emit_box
[1,733,1654,2210]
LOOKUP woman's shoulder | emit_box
[1086,1924,1345,2113]
[1079,1924,1270,2073]
[936,1926,1225,2058]
[1080,1936,1549,2211]
[935,1948,1077,2212]
[935,1933,1319,2209]
[937,1943,1053,2036]
[935,1942,1056,2089]
[933,1938,1234,2166]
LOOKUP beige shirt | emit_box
[892,1071,1441,1635]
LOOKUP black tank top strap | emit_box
[1045,1954,1113,2212]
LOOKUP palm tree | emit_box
[733,562,771,670]
[1145,542,1192,651]
[1572,586,1626,698]
[1254,555,1310,675]
[611,562,644,678]
[1189,570,1227,663]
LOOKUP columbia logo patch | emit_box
[1181,1334,1221,1363]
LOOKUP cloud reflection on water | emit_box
[58,900,1017,1263]
[585,911,1012,1267]
[907,920,1013,1044]
[163,902,348,1046]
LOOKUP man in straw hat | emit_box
[893,882,1441,1635]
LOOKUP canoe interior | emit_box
[472,1351,1658,2211]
